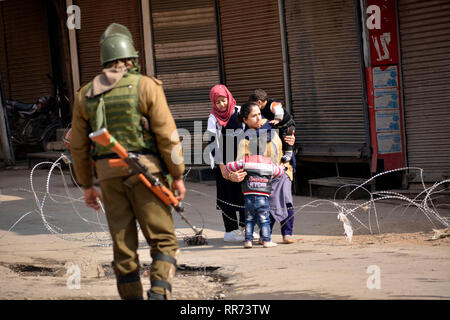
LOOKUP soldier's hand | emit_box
[84,186,103,211]
[172,178,186,201]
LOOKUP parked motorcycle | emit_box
[5,74,70,154]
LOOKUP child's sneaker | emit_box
[263,241,278,248]
[244,240,253,248]
[281,151,293,163]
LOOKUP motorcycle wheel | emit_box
[42,125,59,151]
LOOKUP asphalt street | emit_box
[0,164,449,299]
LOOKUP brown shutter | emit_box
[0,5,8,99]
[149,0,220,165]
[285,0,368,158]
[218,0,285,105]
[150,0,220,120]
[0,0,52,102]
[398,0,450,182]
[74,0,144,86]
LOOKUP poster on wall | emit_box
[377,132,402,154]
[374,88,399,109]
[373,66,398,88]
[375,110,400,132]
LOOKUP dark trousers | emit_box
[215,167,245,232]
[270,204,295,236]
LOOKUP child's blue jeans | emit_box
[244,195,272,242]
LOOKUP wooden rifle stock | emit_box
[89,128,181,209]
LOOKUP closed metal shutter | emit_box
[0,5,8,99]
[218,0,285,104]
[150,0,220,121]
[0,0,52,103]
[398,0,450,182]
[285,0,368,158]
[75,0,144,86]
[150,0,220,165]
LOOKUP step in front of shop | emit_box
[308,176,375,199]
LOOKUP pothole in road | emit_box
[2,261,230,300]
[1,262,66,277]
[8,263,60,276]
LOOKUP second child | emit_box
[248,89,296,163]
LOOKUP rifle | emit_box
[89,128,206,245]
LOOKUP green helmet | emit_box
[100,23,138,66]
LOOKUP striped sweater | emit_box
[225,155,284,196]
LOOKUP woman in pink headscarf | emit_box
[207,84,249,243]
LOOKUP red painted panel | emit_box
[367,0,399,66]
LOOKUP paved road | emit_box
[0,165,449,299]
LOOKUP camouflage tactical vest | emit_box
[85,72,157,157]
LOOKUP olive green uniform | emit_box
[71,69,185,299]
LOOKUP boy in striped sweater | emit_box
[225,154,284,248]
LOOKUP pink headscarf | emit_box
[210,84,236,127]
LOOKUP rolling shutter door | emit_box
[0,0,52,103]
[150,0,220,165]
[0,5,8,99]
[285,0,368,158]
[218,0,285,104]
[150,0,220,122]
[75,0,144,86]
[398,0,450,182]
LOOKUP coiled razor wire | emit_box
[22,156,111,246]
[191,167,449,241]
[0,155,206,246]
[1,161,449,244]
